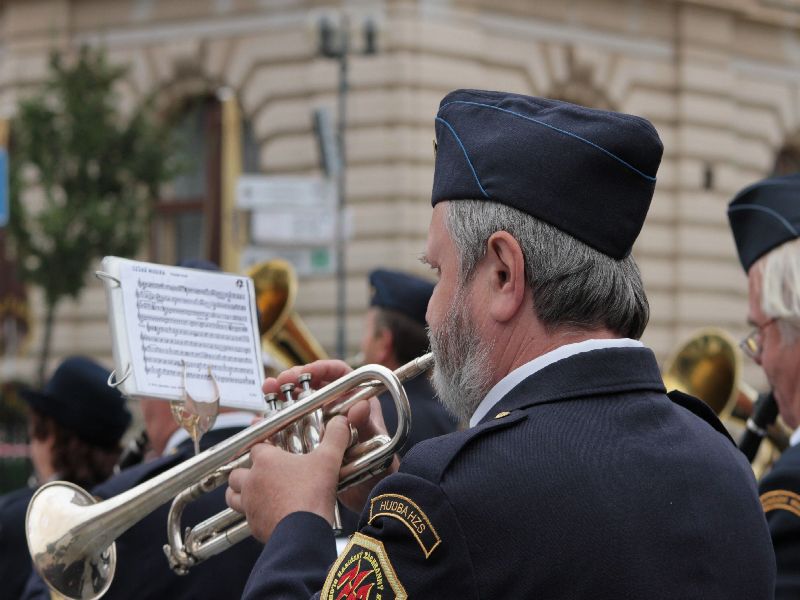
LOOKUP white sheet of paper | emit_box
[119,261,264,411]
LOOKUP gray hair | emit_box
[444,201,650,339]
[756,238,800,344]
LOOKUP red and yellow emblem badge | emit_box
[321,533,407,600]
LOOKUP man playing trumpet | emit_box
[227,90,775,598]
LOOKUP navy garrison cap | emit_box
[431,89,663,259]
[369,269,434,326]
[727,173,800,272]
[21,356,131,447]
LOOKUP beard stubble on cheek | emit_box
[427,285,494,425]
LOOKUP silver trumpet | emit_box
[26,354,433,600]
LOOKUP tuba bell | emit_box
[246,259,328,371]
[661,327,784,478]
[662,327,752,419]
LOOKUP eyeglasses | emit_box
[740,318,777,361]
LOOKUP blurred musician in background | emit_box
[21,259,263,600]
[362,268,458,454]
[0,356,130,599]
[227,90,775,598]
[728,172,800,599]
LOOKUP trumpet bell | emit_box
[26,481,116,600]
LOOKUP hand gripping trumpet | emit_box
[25,354,433,600]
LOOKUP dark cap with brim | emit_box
[727,173,800,272]
[431,89,663,259]
[369,269,434,326]
[21,356,131,448]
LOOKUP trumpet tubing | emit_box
[26,355,433,600]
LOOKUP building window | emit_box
[150,95,259,266]
[151,97,221,266]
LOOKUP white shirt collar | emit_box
[469,338,644,427]
[790,428,800,448]
[163,411,256,456]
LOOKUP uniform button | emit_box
[494,411,511,419]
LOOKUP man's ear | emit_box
[485,231,526,323]
[374,326,395,364]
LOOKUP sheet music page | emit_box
[119,261,264,411]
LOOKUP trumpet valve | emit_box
[279,383,305,454]
[280,382,296,401]
[264,393,286,448]
[297,374,325,449]
[298,373,313,396]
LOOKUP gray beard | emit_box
[427,285,494,425]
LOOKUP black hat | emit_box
[21,356,131,447]
[727,173,800,272]
[369,269,434,326]
[431,89,663,259]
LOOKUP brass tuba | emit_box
[246,259,328,371]
[662,328,752,419]
[661,327,783,478]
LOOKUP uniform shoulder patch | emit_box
[368,493,441,558]
[321,532,407,600]
[761,489,800,518]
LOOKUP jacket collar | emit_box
[477,346,665,425]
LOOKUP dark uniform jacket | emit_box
[241,346,775,599]
[0,486,35,599]
[379,372,458,457]
[21,427,263,600]
[335,372,458,534]
[759,442,800,599]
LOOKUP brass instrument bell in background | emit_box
[661,327,785,478]
[246,259,328,371]
[662,328,751,419]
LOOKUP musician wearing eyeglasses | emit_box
[227,90,775,599]
[728,173,800,600]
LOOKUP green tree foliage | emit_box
[8,47,174,383]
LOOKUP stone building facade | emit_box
[3,0,800,389]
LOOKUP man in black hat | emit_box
[227,90,775,598]
[362,268,457,454]
[728,172,800,599]
[0,356,131,599]
[20,259,264,600]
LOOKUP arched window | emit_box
[151,96,219,265]
[151,95,258,265]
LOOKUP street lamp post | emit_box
[318,15,377,359]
